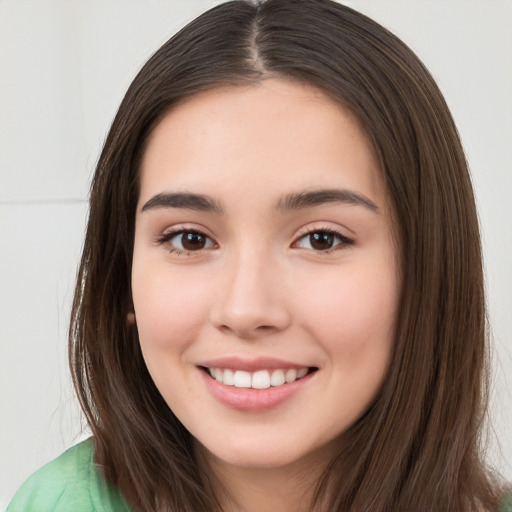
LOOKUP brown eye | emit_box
[166,230,215,252]
[296,230,353,252]
[309,232,335,250]
[181,232,207,250]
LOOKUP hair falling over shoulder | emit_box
[69,1,506,510]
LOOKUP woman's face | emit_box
[132,79,399,471]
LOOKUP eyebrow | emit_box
[141,188,379,214]
[276,188,379,213]
[141,192,223,214]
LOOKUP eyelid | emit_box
[156,222,216,241]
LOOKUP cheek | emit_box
[297,259,398,365]
[131,264,210,355]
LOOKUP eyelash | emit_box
[155,226,354,256]
[155,229,216,256]
[295,227,355,253]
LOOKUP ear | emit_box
[127,311,136,325]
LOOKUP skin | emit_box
[131,79,400,512]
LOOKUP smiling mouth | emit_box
[201,367,318,390]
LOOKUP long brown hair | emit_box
[69,1,503,510]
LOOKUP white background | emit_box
[1,0,511,508]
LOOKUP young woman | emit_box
[7,0,510,511]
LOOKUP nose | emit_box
[209,249,291,339]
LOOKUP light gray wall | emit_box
[1,0,511,508]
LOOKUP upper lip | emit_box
[198,356,312,372]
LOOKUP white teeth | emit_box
[285,369,297,383]
[233,370,252,388]
[252,370,271,389]
[297,368,308,378]
[270,369,285,386]
[207,367,310,389]
[223,368,234,386]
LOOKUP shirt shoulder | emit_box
[7,439,132,512]
[500,488,512,512]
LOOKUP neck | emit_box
[217,465,315,512]
[197,445,334,512]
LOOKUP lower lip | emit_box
[199,369,315,412]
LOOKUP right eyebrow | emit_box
[141,192,223,214]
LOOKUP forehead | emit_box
[138,79,385,209]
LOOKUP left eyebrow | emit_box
[276,188,379,213]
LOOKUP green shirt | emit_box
[7,439,512,512]
[501,491,512,512]
[7,439,132,512]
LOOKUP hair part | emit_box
[69,1,503,510]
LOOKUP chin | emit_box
[198,435,335,473]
